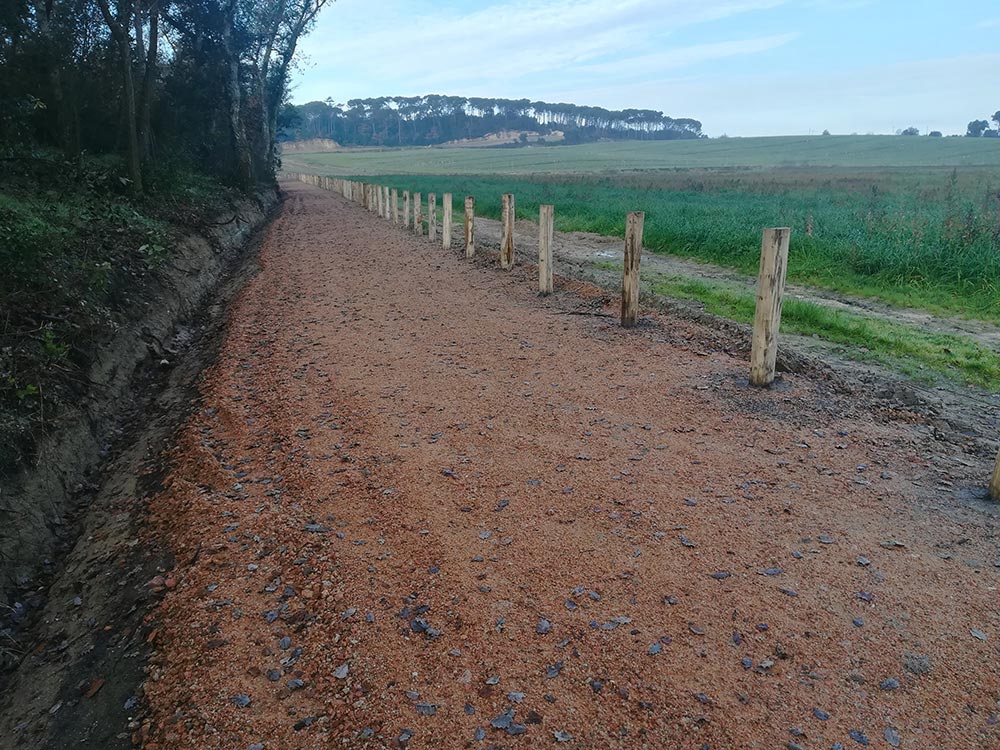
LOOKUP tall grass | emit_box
[365,169,1000,322]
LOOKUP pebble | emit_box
[474,727,486,741]
[415,702,437,716]
[333,663,349,679]
[507,692,525,703]
[818,535,835,544]
[537,618,552,634]
[648,642,663,655]
[554,730,573,742]
[848,729,870,746]
[398,729,413,742]
[287,678,305,691]
[971,629,988,641]
[711,572,731,580]
[879,678,900,691]
[491,708,514,729]
[232,695,251,708]
[763,568,783,576]
[883,727,901,747]
[813,708,830,721]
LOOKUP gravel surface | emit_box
[140,181,1000,750]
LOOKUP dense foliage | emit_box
[1,0,328,472]
[1,0,329,190]
[285,96,704,146]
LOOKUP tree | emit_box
[900,126,919,136]
[928,131,942,137]
[967,119,989,137]
[95,0,143,193]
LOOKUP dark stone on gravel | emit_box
[279,636,291,650]
[648,642,663,655]
[848,729,870,745]
[474,727,485,741]
[266,669,280,681]
[399,728,413,742]
[507,724,528,735]
[491,708,514,729]
[232,694,251,707]
[884,727,901,747]
[590,679,603,693]
[554,729,573,742]
[813,708,830,720]
[415,702,437,716]
[537,618,552,634]
[903,653,931,675]
[879,678,900,691]
[711,571,731,580]
[287,678,305,691]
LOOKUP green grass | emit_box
[283,135,1000,174]
[646,273,1000,389]
[350,170,1000,322]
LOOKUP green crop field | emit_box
[284,136,1000,385]
[282,135,1000,174]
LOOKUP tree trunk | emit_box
[221,0,253,189]
[96,0,143,194]
[137,3,159,164]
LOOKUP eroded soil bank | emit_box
[0,188,277,750]
[100,181,1000,749]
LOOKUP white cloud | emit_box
[294,0,790,101]
[556,53,1000,136]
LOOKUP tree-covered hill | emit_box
[284,96,703,147]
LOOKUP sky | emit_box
[292,0,1000,137]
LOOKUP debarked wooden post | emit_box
[620,211,644,327]
[539,204,554,295]
[990,447,1000,501]
[464,196,475,258]
[392,189,399,224]
[749,227,791,387]
[428,193,437,241]
[500,193,515,270]
[414,192,422,235]
[442,193,453,250]
[403,191,410,227]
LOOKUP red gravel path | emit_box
[141,181,1000,750]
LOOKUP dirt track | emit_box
[140,181,1000,749]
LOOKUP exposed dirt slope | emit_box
[135,182,999,750]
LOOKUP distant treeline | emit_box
[283,96,704,146]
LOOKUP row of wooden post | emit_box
[286,171,788,383]
[285,171,1000,502]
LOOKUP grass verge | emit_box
[645,272,1000,389]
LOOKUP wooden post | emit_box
[384,186,391,218]
[428,193,437,241]
[500,193,515,270]
[376,185,384,217]
[620,211,644,328]
[749,227,791,387]
[403,191,410,227]
[464,196,475,258]
[539,204,554,294]
[414,192,422,235]
[392,189,399,224]
[990,447,1000,501]
[442,193,453,250]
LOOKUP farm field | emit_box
[281,135,1000,173]
[283,138,1000,325]
[284,137,1000,389]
